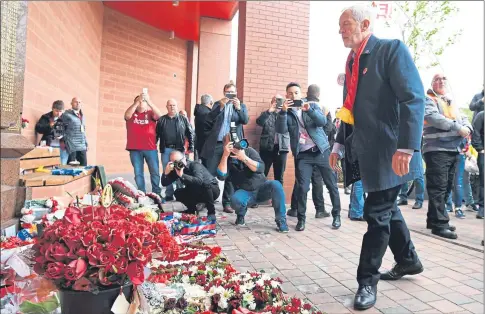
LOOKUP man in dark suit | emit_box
[330,4,424,311]
[194,94,213,160]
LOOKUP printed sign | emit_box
[372,1,392,20]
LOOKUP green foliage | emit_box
[380,1,463,70]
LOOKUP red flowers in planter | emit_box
[33,205,180,292]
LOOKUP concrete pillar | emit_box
[185,41,199,121]
[236,1,310,203]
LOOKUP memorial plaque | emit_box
[1,0,28,132]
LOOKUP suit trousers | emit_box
[202,141,234,206]
[357,185,418,286]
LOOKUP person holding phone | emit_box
[216,135,289,233]
[255,95,290,184]
[276,82,342,231]
[201,81,249,214]
[124,92,162,196]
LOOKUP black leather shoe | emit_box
[332,216,341,229]
[344,187,351,195]
[427,225,456,232]
[295,220,305,231]
[315,211,330,218]
[397,199,408,206]
[354,285,377,310]
[287,209,297,217]
[412,202,423,209]
[380,260,423,280]
[432,228,458,239]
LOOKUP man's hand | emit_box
[165,162,174,175]
[175,166,184,177]
[219,97,229,109]
[392,151,413,177]
[458,126,471,138]
[269,97,277,113]
[231,148,247,161]
[302,102,311,112]
[233,98,241,110]
[329,152,341,172]
[282,100,291,112]
[223,140,233,157]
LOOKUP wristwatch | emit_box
[243,157,249,163]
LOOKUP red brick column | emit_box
[236,1,310,203]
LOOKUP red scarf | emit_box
[336,34,372,125]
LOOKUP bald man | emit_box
[62,97,88,165]
[156,99,194,201]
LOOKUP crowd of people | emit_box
[33,3,484,311]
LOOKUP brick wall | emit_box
[237,1,310,202]
[22,1,104,163]
[97,8,188,174]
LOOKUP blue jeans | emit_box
[129,150,161,194]
[231,180,286,221]
[349,180,364,218]
[398,174,425,203]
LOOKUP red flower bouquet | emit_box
[33,204,180,292]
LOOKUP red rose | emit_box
[126,237,143,260]
[210,246,222,256]
[303,303,312,310]
[81,230,98,247]
[111,257,128,274]
[151,222,168,235]
[64,259,87,281]
[126,261,144,285]
[72,277,94,292]
[45,262,65,280]
[87,243,103,266]
[291,297,302,308]
[64,207,82,225]
[45,242,69,262]
[98,250,116,267]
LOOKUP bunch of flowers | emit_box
[21,117,29,129]
[32,204,180,292]
[41,197,66,226]
[148,244,322,314]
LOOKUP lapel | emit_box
[358,35,379,77]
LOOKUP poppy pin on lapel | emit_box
[363,68,368,75]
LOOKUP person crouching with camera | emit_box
[216,135,289,233]
[162,150,220,221]
[35,100,70,164]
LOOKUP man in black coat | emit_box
[194,94,213,159]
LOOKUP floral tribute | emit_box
[0,236,35,250]
[32,204,180,292]
[145,243,323,314]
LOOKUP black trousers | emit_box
[290,167,326,212]
[174,183,220,215]
[478,153,484,209]
[357,185,418,286]
[295,149,341,220]
[202,142,234,206]
[260,145,288,184]
[68,151,87,166]
[423,151,457,229]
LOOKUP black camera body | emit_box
[230,122,248,150]
[173,160,185,170]
[53,121,68,138]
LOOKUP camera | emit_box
[275,97,284,109]
[289,99,303,107]
[230,122,248,150]
[173,160,185,170]
[53,121,68,138]
[225,92,237,100]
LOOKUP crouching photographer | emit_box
[216,135,289,233]
[161,150,220,221]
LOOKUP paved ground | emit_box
[204,190,484,314]
[111,173,484,313]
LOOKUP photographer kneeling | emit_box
[216,135,289,233]
[161,150,220,221]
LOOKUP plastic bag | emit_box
[465,156,479,174]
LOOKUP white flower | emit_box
[248,301,256,310]
[189,266,198,274]
[222,289,233,300]
[203,297,212,310]
[181,275,190,284]
[270,280,279,288]
[218,296,228,309]
[261,274,271,281]
[256,278,264,287]
[45,199,53,208]
[46,213,55,221]
[273,300,283,307]
[243,292,255,304]
[302,310,310,314]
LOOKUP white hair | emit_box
[200,94,213,105]
[343,4,375,32]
